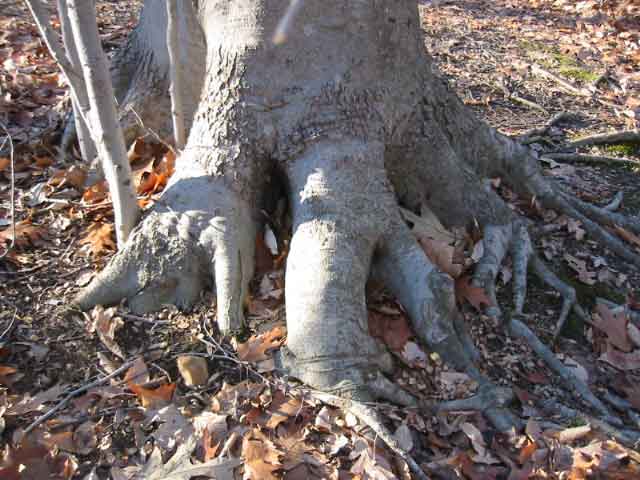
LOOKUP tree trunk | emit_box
[75,0,638,433]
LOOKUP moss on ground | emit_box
[602,143,640,157]
[517,41,599,83]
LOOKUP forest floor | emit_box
[1,1,640,479]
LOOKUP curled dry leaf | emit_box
[402,207,463,278]
[90,306,125,359]
[176,355,209,387]
[265,390,302,429]
[125,356,150,385]
[564,254,596,285]
[128,382,176,409]
[211,381,265,414]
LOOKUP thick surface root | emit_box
[279,139,396,401]
[75,172,255,334]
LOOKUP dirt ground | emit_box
[1,1,639,479]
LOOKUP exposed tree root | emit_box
[507,317,617,423]
[559,190,640,236]
[539,399,640,449]
[74,171,257,333]
[310,391,429,480]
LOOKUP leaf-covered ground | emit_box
[1,1,640,479]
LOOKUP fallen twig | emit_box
[0,308,17,343]
[531,64,591,97]
[23,358,137,435]
[542,152,640,166]
[565,130,640,150]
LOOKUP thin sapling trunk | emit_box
[66,0,140,246]
[166,0,186,149]
[56,0,97,165]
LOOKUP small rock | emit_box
[177,356,209,387]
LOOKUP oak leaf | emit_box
[593,303,633,352]
[241,429,282,480]
[455,276,493,310]
[80,222,116,257]
[235,326,285,362]
[265,390,302,429]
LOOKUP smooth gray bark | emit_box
[66,0,139,246]
[57,0,97,165]
[166,0,186,149]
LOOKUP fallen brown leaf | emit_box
[242,429,282,480]
[599,343,640,371]
[128,382,176,409]
[265,390,302,429]
[89,306,125,359]
[80,222,116,257]
[176,355,209,387]
[455,275,493,310]
[0,220,47,249]
[564,254,596,285]
[235,326,285,363]
[594,303,633,352]
[368,309,412,352]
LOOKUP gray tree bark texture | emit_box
[66,0,140,247]
[74,0,640,433]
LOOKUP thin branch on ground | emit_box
[564,130,640,150]
[531,64,591,97]
[0,308,17,343]
[542,152,639,166]
[23,358,137,435]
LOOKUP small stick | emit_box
[531,64,591,97]
[0,308,17,342]
[564,130,640,150]
[23,359,136,435]
[542,153,639,166]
